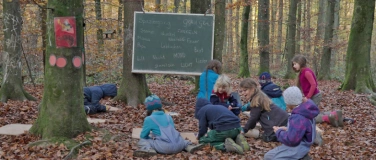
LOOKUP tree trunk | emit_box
[332,0,340,68]
[341,0,375,93]
[228,0,233,57]
[318,0,335,80]
[95,0,104,53]
[41,5,47,74]
[270,0,276,64]
[174,0,180,12]
[235,2,240,55]
[213,0,225,62]
[155,0,161,12]
[114,0,150,107]
[305,0,311,55]
[284,0,298,79]
[258,0,270,74]
[313,0,326,75]
[276,0,283,65]
[295,0,301,55]
[238,4,251,77]
[182,0,187,13]
[116,0,123,54]
[0,0,35,102]
[30,0,90,139]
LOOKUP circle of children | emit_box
[83,55,354,159]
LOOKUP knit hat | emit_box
[144,95,162,111]
[259,72,272,86]
[283,86,303,105]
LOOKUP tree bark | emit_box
[341,0,375,93]
[276,0,283,65]
[213,0,225,62]
[0,0,36,102]
[114,0,150,107]
[30,0,90,139]
[284,0,298,79]
[295,0,301,55]
[258,0,270,74]
[95,0,104,53]
[270,0,276,64]
[182,0,187,13]
[313,0,326,75]
[234,2,240,55]
[155,0,161,12]
[238,3,250,77]
[174,0,180,12]
[305,0,311,55]
[318,0,335,80]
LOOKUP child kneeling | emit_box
[134,95,204,157]
[264,86,319,159]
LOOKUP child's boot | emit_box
[235,134,250,151]
[314,126,324,146]
[314,114,324,123]
[244,129,260,139]
[133,148,157,157]
[185,144,206,153]
[334,110,343,127]
[224,138,244,154]
[328,114,338,127]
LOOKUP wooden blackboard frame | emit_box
[131,12,215,76]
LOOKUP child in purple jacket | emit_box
[264,86,319,160]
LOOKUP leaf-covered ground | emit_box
[0,75,375,159]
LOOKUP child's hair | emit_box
[240,78,272,111]
[206,59,222,74]
[213,75,231,94]
[291,55,307,72]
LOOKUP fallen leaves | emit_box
[0,75,376,159]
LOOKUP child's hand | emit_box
[273,126,279,133]
[279,127,287,131]
[303,97,308,102]
[228,106,232,110]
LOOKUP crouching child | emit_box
[134,95,204,157]
[264,86,319,160]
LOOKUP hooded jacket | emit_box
[261,82,287,111]
[275,100,319,146]
[84,84,117,108]
[197,69,219,100]
[195,98,240,139]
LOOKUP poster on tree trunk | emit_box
[54,17,77,48]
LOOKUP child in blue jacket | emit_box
[134,95,204,157]
[197,60,222,100]
[259,72,286,111]
[84,83,117,114]
[264,86,319,160]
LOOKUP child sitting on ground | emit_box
[134,95,204,157]
[210,75,241,116]
[264,86,319,160]
[239,78,290,142]
[258,72,287,111]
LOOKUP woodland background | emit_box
[0,0,376,159]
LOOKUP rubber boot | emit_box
[235,134,250,151]
[185,144,206,153]
[314,114,324,123]
[133,148,157,157]
[328,114,338,127]
[224,138,244,154]
[244,129,260,139]
[336,110,344,127]
[314,131,324,146]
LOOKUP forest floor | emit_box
[0,74,375,159]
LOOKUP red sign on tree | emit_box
[54,17,77,48]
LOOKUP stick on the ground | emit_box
[63,140,91,160]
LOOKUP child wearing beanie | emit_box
[264,86,319,160]
[258,72,287,111]
[134,95,204,157]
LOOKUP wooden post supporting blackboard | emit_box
[132,12,215,75]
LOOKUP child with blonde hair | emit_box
[210,75,240,116]
[239,78,289,142]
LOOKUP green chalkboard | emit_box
[132,12,214,75]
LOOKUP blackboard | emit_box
[132,12,214,75]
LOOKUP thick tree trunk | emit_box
[318,0,335,80]
[30,0,90,139]
[95,0,104,53]
[228,0,233,57]
[270,0,276,64]
[155,0,161,12]
[238,4,251,78]
[313,0,326,75]
[213,0,225,62]
[332,0,340,68]
[116,0,123,54]
[0,0,35,102]
[341,0,375,93]
[305,0,311,55]
[174,0,180,12]
[114,0,149,107]
[295,0,301,55]
[284,0,298,79]
[276,0,283,65]
[258,0,270,74]
[235,3,240,55]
